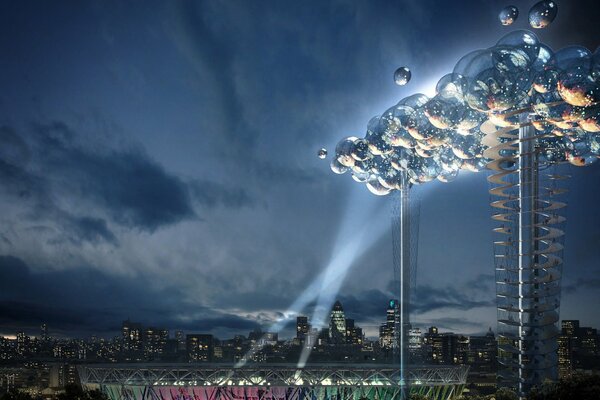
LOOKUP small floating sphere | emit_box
[529,1,558,29]
[499,6,519,26]
[394,67,412,86]
[317,148,327,159]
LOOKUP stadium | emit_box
[78,364,468,400]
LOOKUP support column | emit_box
[392,171,412,399]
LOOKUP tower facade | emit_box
[487,119,565,397]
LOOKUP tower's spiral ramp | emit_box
[483,117,568,394]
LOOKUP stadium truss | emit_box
[78,364,468,400]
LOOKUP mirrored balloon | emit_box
[499,6,519,26]
[394,67,412,86]
[529,0,558,29]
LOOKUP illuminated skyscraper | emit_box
[329,301,346,344]
[379,299,400,350]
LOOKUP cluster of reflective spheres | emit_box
[499,1,558,28]
[331,30,600,196]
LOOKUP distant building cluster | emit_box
[558,320,599,378]
[1,302,599,398]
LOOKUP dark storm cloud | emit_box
[0,120,255,244]
[337,290,393,323]
[190,180,254,209]
[32,121,195,231]
[413,284,495,314]
[67,216,118,245]
[0,255,259,337]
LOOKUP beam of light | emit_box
[235,187,386,367]
[297,202,388,368]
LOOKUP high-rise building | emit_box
[122,320,143,354]
[423,327,460,365]
[408,328,423,363]
[466,328,498,397]
[456,335,470,365]
[468,328,497,372]
[296,316,309,340]
[186,334,214,362]
[562,320,579,336]
[345,319,363,345]
[379,300,400,350]
[16,332,27,356]
[143,327,169,360]
[329,301,346,344]
[558,334,572,378]
[175,330,186,352]
[49,364,78,388]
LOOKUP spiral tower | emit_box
[330,27,599,399]
[484,116,568,396]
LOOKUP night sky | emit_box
[0,0,599,340]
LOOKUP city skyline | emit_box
[1,297,598,344]
[0,0,599,346]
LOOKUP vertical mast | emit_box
[392,171,412,399]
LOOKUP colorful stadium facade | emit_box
[78,364,468,400]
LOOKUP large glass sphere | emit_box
[496,30,540,62]
[451,134,484,159]
[436,145,463,172]
[549,47,597,106]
